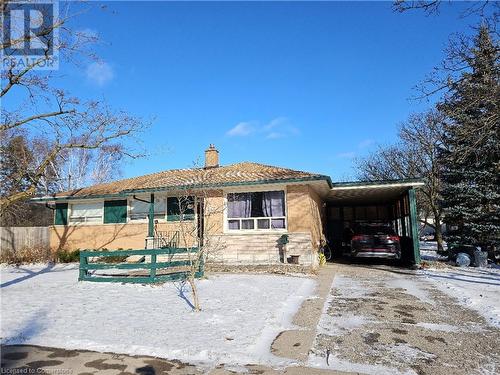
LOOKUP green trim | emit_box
[32,175,332,202]
[408,188,421,264]
[331,178,425,188]
[81,272,204,284]
[183,213,195,221]
[82,260,191,270]
[148,193,155,237]
[54,203,68,225]
[34,193,128,202]
[79,248,196,257]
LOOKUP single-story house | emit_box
[35,145,423,267]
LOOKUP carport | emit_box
[325,179,425,265]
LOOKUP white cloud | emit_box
[226,122,256,137]
[337,152,356,159]
[264,116,288,131]
[227,117,299,140]
[358,139,375,149]
[86,61,114,87]
[266,132,283,140]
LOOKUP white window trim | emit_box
[223,185,288,234]
[68,200,104,225]
[127,195,167,223]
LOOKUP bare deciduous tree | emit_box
[393,0,498,20]
[172,167,225,312]
[1,1,148,213]
[356,110,446,251]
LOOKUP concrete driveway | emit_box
[308,262,500,374]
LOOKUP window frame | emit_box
[166,196,196,222]
[223,186,287,233]
[68,201,104,225]
[127,196,167,223]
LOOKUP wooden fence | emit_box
[79,247,204,283]
[0,226,50,252]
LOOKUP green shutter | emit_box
[54,203,68,225]
[167,196,195,221]
[167,197,180,221]
[104,200,127,224]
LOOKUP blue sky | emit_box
[23,1,486,181]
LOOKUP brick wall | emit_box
[206,232,316,266]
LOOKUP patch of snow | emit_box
[419,241,448,252]
[385,277,434,305]
[317,313,373,336]
[332,275,373,299]
[386,343,436,362]
[421,266,500,328]
[316,275,375,336]
[248,275,316,365]
[415,322,484,333]
[420,250,448,262]
[415,322,459,332]
[0,264,316,368]
[308,352,416,375]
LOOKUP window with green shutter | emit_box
[167,196,195,221]
[104,200,128,224]
[54,203,68,225]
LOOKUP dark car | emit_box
[349,224,401,259]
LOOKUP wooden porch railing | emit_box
[79,247,203,283]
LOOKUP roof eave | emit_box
[31,175,333,202]
[330,178,425,190]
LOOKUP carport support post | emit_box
[148,193,155,238]
[399,196,407,237]
[408,188,421,264]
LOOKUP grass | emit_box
[0,246,53,264]
[1,247,132,265]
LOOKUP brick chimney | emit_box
[204,144,219,168]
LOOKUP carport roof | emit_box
[327,178,425,205]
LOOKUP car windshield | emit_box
[356,225,396,235]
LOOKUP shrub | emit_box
[56,249,80,263]
[0,246,53,264]
[96,248,127,263]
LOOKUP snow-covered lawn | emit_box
[418,241,500,327]
[0,264,315,368]
[421,265,500,328]
[419,241,448,262]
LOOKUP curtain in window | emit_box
[262,191,285,217]
[228,193,252,229]
[228,193,252,218]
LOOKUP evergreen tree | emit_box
[439,25,500,248]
